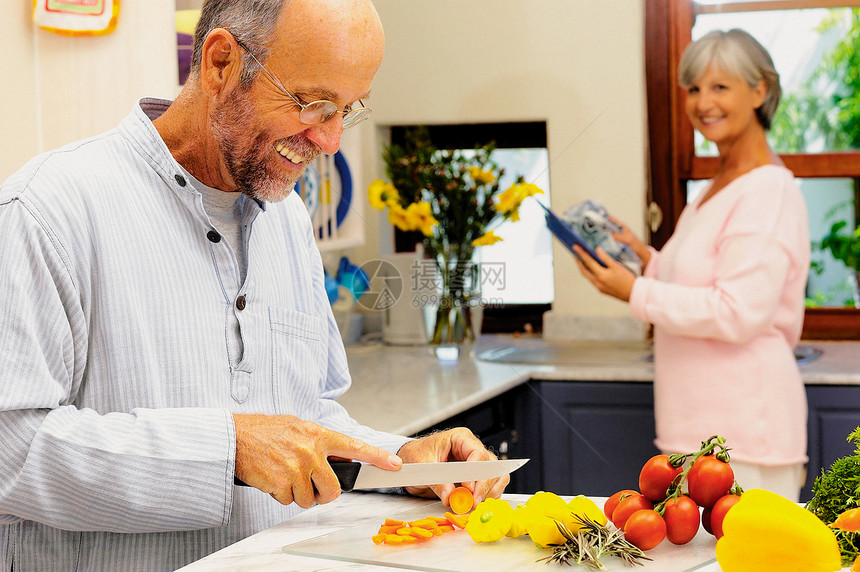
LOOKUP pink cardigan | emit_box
[629,165,810,466]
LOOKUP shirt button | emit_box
[236,296,247,311]
[175,174,187,187]
[207,230,221,243]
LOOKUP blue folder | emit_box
[539,202,608,268]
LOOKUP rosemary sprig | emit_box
[538,514,651,569]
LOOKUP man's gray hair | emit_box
[190,0,285,86]
[678,28,782,130]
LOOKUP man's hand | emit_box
[397,428,508,510]
[233,414,402,508]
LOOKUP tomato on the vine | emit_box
[623,509,666,551]
[612,493,653,529]
[662,495,700,545]
[639,454,683,502]
[604,489,638,521]
[709,494,741,539]
[687,456,734,508]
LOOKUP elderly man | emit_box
[0,0,506,569]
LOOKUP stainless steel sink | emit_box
[795,344,824,364]
[476,340,652,365]
[477,341,823,365]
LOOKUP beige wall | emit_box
[351,0,648,320]
[0,1,178,182]
[2,1,648,323]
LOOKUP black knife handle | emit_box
[330,460,361,492]
[233,460,361,492]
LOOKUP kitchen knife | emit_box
[331,458,529,492]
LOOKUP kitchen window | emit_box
[646,0,860,339]
[390,122,554,333]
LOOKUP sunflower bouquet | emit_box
[368,127,543,345]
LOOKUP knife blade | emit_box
[331,458,529,492]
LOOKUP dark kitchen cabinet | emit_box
[803,385,860,502]
[534,380,660,496]
[415,380,660,496]
[417,379,860,500]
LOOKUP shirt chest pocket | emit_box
[269,306,324,416]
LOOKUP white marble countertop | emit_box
[177,492,728,572]
[338,335,860,435]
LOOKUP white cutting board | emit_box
[283,500,719,572]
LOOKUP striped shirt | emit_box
[0,98,409,571]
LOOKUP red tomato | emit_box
[612,493,653,529]
[687,456,734,508]
[701,506,714,535]
[639,454,683,502]
[709,494,741,539]
[662,495,700,545]
[623,509,666,551]
[604,489,638,521]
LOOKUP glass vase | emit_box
[424,244,482,358]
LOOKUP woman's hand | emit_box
[573,245,637,302]
[608,216,651,268]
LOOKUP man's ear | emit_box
[199,28,244,97]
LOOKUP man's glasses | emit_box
[232,36,372,129]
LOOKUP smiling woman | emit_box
[646,1,860,336]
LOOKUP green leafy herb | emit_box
[806,426,860,565]
[538,514,650,570]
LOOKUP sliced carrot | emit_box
[384,534,405,545]
[408,518,438,529]
[429,516,450,525]
[377,525,400,534]
[437,524,455,534]
[384,518,407,527]
[408,526,434,539]
[449,486,474,515]
[832,508,860,531]
[395,527,413,536]
[444,511,470,529]
[371,533,386,545]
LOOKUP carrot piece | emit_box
[395,527,413,536]
[399,535,418,544]
[449,486,474,515]
[444,511,470,529]
[408,518,438,529]
[377,525,400,534]
[371,533,386,545]
[429,516,450,525]
[384,518,407,527]
[384,534,405,545]
[833,508,860,532]
[408,526,434,539]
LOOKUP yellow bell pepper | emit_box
[716,489,841,572]
[465,498,514,543]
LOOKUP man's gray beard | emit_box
[210,89,302,203]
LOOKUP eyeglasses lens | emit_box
[298,101,372,129]
[342,107,372,128]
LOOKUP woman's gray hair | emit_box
[190,0,285,86]
[678,28,781,130]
